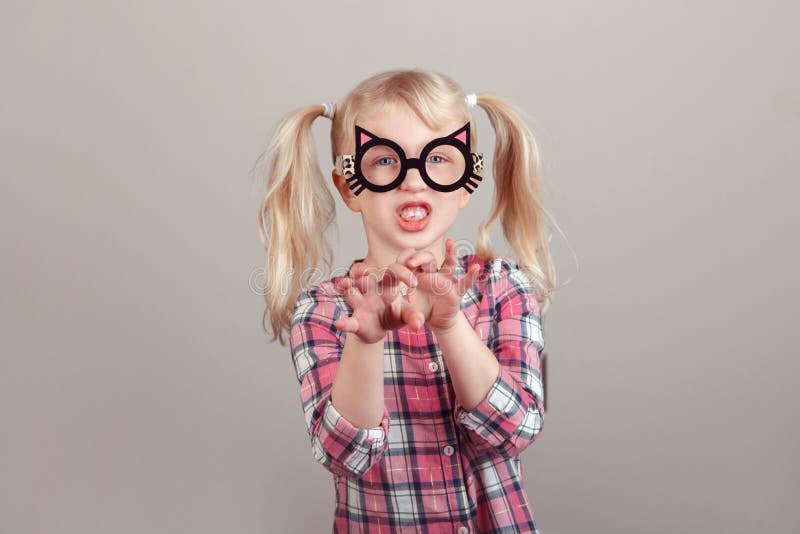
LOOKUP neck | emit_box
[362,239,447,273]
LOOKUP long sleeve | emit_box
[453,260,545,459]
[290,287,391,479]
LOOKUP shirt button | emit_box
[457,527,469,534]
[428,361,439,372]
[443,444,455,456]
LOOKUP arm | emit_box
[290,287,390,479]
[431,312,500,413]
[438,260,545,459]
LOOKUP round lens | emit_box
[361,145,402,187]
[425,145,466,187]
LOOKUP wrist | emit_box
[347,330,386,346]
[430,312,464,337]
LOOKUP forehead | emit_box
[357,102,464,153]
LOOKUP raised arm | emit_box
[290,287,390,479]
[451,259,546,459]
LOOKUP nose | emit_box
[400,166,427,192]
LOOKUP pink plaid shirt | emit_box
[290,254,545,533]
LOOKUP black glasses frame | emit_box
[334,122,484,195]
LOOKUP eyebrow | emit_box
[375,133,448,157]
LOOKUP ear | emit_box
[450,122,470,148]
[331,169,361,212]
[355,125,378,149]
[458,187,470,209]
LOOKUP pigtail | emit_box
[473,94,557,315]
[255,105,336,346]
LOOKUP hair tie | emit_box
[321,102,336,120]
[465,93,478,108]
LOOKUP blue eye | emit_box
[428,155,447,164]
[376,157,396,166]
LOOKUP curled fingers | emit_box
[333,277,363,333]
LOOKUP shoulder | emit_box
[456,253,522,286]
[294,279,340,303]
[459,253,539,312]
[291,279,348,326]
[455,253,531,305]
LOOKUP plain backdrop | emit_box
[1,1,798,533]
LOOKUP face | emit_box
[333,102,473,270]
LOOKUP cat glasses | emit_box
[334,122,484,195]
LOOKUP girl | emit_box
[258,69,557,533]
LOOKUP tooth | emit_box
[400,206,428,220]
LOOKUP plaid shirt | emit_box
[290,254,545,533]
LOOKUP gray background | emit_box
[2,1,797,533]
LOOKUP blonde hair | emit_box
[255,68,558,346]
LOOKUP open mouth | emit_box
[396,201,432,232]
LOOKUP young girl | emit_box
[258,69,556,533]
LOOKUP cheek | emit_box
[436,199,462,219]
[362,201,395,221]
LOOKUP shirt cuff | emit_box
[311,397,390,478]
[454,365,543,451]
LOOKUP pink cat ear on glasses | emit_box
[334,122,484,195]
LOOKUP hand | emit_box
[332,253,426,344]
[403,238,483,332]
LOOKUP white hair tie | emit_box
[321,102,336,120]
[465,93,478,108]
